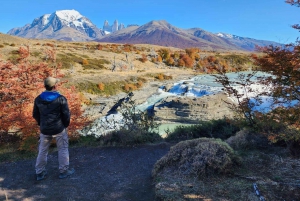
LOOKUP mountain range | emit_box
[7,9,282,51]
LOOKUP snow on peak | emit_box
[41,14,51,25]
[55,9,83,22]
[216,32,233,38]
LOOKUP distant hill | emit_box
[97,20,282,51]
[0,32,27,44]
[96,20,239,51]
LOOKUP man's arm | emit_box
[60,96,71,128]
[32,98,40,125]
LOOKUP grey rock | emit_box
[154,93,234,123]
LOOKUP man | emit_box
[33,77,74,181]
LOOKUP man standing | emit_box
[33,77,74,180]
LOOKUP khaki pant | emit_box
[35,129,69,174]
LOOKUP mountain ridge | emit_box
[7,10,282,51]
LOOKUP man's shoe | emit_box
[59,168,75,179]
[36,170,47,181]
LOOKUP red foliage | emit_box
[286,0,300,7]
[139,54,148,63]
[97,44,103,50]
[0,46,88,149]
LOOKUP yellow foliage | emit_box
[157,74,164,80]
[136,81,143,88]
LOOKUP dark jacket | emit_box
[33,91,70,135]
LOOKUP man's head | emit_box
[44,77,60,91]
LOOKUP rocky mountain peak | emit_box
[54,9,83,22]
[103,19,125,34]
[7,9,104,41]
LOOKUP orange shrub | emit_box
[140,54,148,63]
[181,54,194,68]
[157,74,164,80]
[98,82,105,91]
[136,81,143,88]
[157,55,163,62]
[82,59,89,65]
[124,83,137,92]
[178,59,185,67]
[97,44,103,50]
[166,57,175,66]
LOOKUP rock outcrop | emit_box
[154,93,235,123]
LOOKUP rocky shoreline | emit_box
[82,74,235,134]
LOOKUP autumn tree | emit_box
[157,48,171,61]
[185,48,200,61]
[0,46,88,151]
[178,58,185,67]
[180,54,194,68]
[213,1,300,156]
[286,0,300,29]
[157,55,163,63]
[166,57,175,66]
[97,44,103,50]
[139,54,148,63]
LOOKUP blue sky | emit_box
[1,0,299,43]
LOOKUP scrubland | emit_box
[0,34,299,200]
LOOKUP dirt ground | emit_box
[0,143,171,201]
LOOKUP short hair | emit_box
[45,85,55,91]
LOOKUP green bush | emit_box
[82,58,110,70]
[145,73,173,81]
[31,51,41,57]
[225,128,269,150]
[0,143,36,163]
[76,81,126,96]
[8,55,19,64]
[165,119,240,142]
[56,53,81,69]
[99,129,162,146]
[218,54,252,65]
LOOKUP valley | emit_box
[1,32,300,200]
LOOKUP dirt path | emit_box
[0,143,171,201]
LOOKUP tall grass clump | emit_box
[153,138,240,178]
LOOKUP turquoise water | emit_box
[156,123,195,137]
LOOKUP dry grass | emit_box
[152,138,240,178]
[0,33,252,95]
[152,133,300,200]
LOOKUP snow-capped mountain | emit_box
[216,33,239,39]
[7,10,104,41]
[215,32,282,51]
[7,10,283,51]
